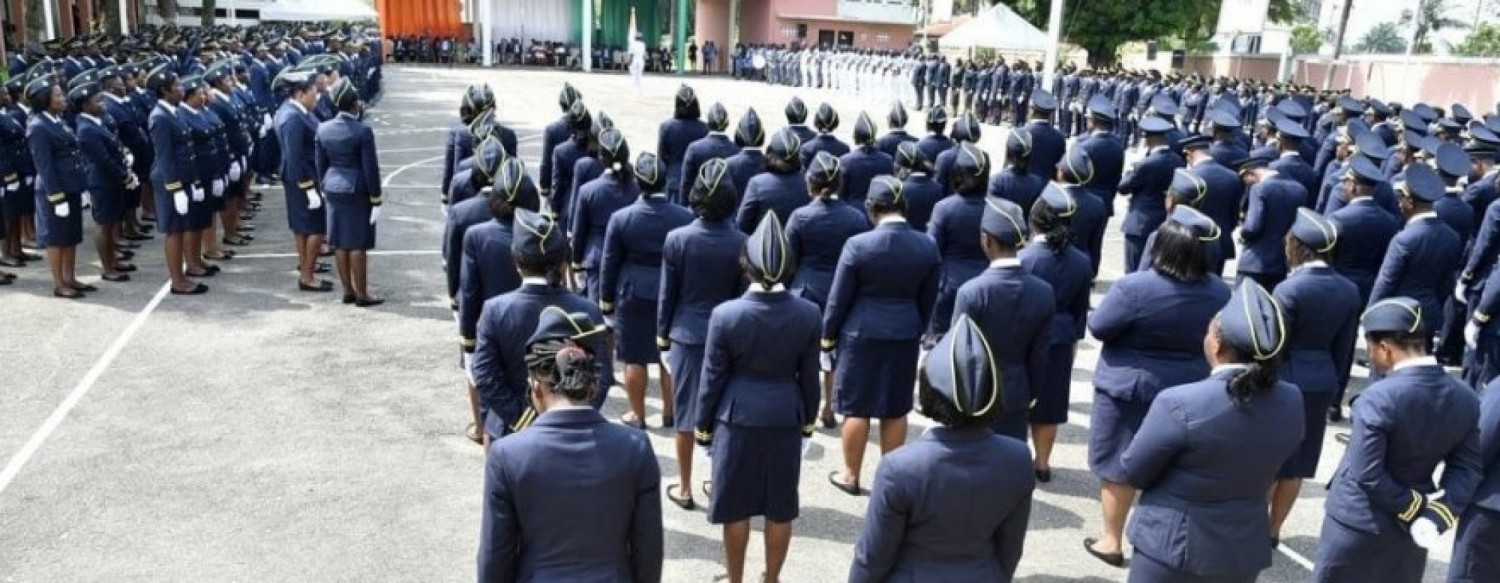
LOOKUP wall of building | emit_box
[1294,57,1500,111]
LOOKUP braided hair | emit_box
[525,340,598,403]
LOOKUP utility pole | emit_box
[1323,0,1353,90]
[1041,0,1065,89]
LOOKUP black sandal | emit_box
[222,237,251,246]
[618,412,646,430]
[170,283,210,295]
[700,481,713,499]
[665,484,696,510]
[1083,538,1125,567]
[464,423,484,445]
[101,273,130,282]
[53,288,84,299]
[828,471,861,496]
[355,297,385,308]
[299,280,334,292]
[70,283,98,292]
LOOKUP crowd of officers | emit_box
[445,67,1500,582]
[2,24,385,301]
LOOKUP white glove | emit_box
[369,206,381,225]
[603,314,616,330]
[212,179,225,198]
[262,113,272,128]
[820,350,836,373]
[258,124,269,139]
[173,190,189,215]
[1467,320,1481,348]
[4,181,16,193]
[229,161,242,181]
[461,352,473,375]
[24,176,33,187]
[124,152,135,167]
[1410,517,1441,549]
[698,442,712,459]
[53,200,70,218]
[125,172,139,190]
[81,191,92,209]
[307,189,323,210]
[1456,281,1469,304]
[801,437,814,458]
[191,186,205,202]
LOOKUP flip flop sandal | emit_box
[101,273,130,282]
[700,481,713,499]
[465,423,484,445]
[170,283,210,295]
[665,484,696,510]
[617,413,646,430]
[828,471,861,496]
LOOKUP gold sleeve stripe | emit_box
[1398,490,1423,523]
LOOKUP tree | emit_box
[157,0,179,21]
[1400,0,1468,54]
[201,0,217,27]
[1354,22,1408,54]
[998,0,1303,66]
[1289,23,1322,55]
[1454,22,1500,57]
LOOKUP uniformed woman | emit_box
[548,102,591,228]
[915,105,953,164]
[274,68,330,292]
[76,81,138,284]
[800,103,848,167]
[599,151,690,431]
[893,141,941,232]
[1019,185,1094,482]
[26,78,89,298]
[927,143,991,339]
[1121,280,1305,582]
[1057,145,1108,277]
[1267,209,1360,543]
[147,65,206,295]
[736,128,806,234]
[657,84,708,205]
[571,128,638,305]
[724,109,766,196]
[179,76,224,279]
[477,308,664,583]
[934,113,981,196]
[1451,374,1500,583]
[836,113,892,210]
[848,315,1035,582]
[657,159,747,510]
[696,212,821,583]
[988,128,1046,219]
[315,77,384,306]
[1084,218,1231,567]
[1,78,37,271]
[194,72,234,267]
[824,175,941,494]
[785,152,871,428]
[874,101,915,158]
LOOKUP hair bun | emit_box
[552,345,596,394]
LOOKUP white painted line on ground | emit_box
[379,146,447,153]
[233,249,443,260]
[1062,409,1319,571]
[0,282,173,496]
[381,155,445,187]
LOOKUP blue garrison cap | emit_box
[894,141,928,170]
[785,96,808,123]
[954,143,989,176]
[1140,116,1174,135]
[1290,207,1338,254]
[1037,182,1077,218]
[1208,109,1241,130]
[1087,94,1116,121]
[853,111,877,143]
[867,175,906,207]
[475,136,508,182]
[1275,99,1308,120]
[745,211,792,284]
[1353,130,1391,162]
[633,152,667,191]
[495,158,541,211]
[1177,134,1212,152]
[1167,169,1208,205]
[888,101,909,128]
[1274,117,1310,140]
[951,112,981,142]
[814,102,840,132]
[1030,89,1057,112]
[926,104,949,126]
[1337,95,1365,116]
[705,102,729,132]
[809,150,842,182]
[1395,163,1444,203]
[1168,205,1220,242]
[1362,297,1425,335]
[1346,155,1386,184]
[1217,279,1286,361]
[735,107,765,147]
[511,208,568,263]
[1059,145,1094,185]
[1435,142,1470,178]
[768,127,803,162]
[925,314,1000,418]
[526,306,606,349]
[1452,103,1474,124]
[981,196,1028,246]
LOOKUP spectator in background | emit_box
[687,41,698,73]
[703,41,718,75]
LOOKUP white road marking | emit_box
[378,134,543,188]
[233,250,442,259]
[0,282,172,496]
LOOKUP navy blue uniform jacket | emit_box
[659,219,748,345]
[1189,159,1245,261]
[954,264,1055,422]
[839,147,894,209]
[680,133,739,199]
[1274,264,1360,395]
[600,196,695,306]
[824,221,941,341]
[657,117,710,201]
[698,291,822,430]
[460,220,521,345]
[737,171,807,234]
[478,408,663,583]
[785,198,870,306]
[314,114,380,203]
[1119,147,1184,238]
[1089,270,1230,402]
[848,427,1034,583]
[1077,131,1125,215]
[1023,120,1067,182]
[1369,215,1463,334]
[1237,175,1305,276]
[1328,198,1401,303]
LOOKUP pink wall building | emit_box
[696,0,916,70]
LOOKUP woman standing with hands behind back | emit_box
[316,77,384,306]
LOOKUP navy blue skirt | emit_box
[283,186,326,236]
[34,191,83,247]
[187,187,214,230]
[1089,389,1150,484]
[89,186,125,225]
[151,179,195,234]
[1030,340,1076,425]
[327,198,376,250]
[834,337,919,419]
[668,342,704,434]
[1128,550,1258,583]
[1278,390,1334,479]
[4,181,35,215]
[1312,516,1427,583]
[614,297,658,365]
[708,422,802,524]
[1452,507,1500,583]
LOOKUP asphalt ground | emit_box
[0,65,1459,582]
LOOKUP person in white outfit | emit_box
[629,34,647,93]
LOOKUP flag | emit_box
[629,6,637,41]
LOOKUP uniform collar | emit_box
[521,276,548,286]
[291,100,309,115]
[750,283,787,294]
[878,215,907,225]
[1279,151,1300,159]
[988,257,1022,269]
[1391,355,1439,372]
[41,111,61,124]
[1211,363,1249,376]
[1290,260,1328,276]
[79,113,103,126]
[1409,211,1439,223]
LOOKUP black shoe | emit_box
[299,280,334,292]
[1083,538,1125,568]
[170,283,210,295]
[354,297,385,308]
[1327,405,1344,423]
[1034,468,1052,483]
[343,294,357,304]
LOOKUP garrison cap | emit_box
[1394,163,1444,203]
[745,212,792,285]
[951,112,981,142]
[1290,207,1338,254]
[924,314,1001,418]
[768,127,803,162]
[558,82,581,111]
[511,208,568,263]
[634,152,667,192]
[526,307,605,349]
[1059,145,1094,185]
[953,142,989,177]
[926,104,949,126]
[495,157,540,211]
[1167,169,1208,205]
[705,102,729,132]
[1168,205,1220,241]
[894,141,927,170]
[888,101,908,128]
[866,175,905,207]
[785,96,808,123]
[734,108,765,147]
[1361,297,1425,335]
[981,196,1027,246]
[1038,182,1077,217]
[1218,280,1286,361]
[814,102,840,132]
[853,111,877,144]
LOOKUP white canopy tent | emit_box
[259,0,377,22]
[937,4,1049,54]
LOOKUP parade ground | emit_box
[0,65,1457,582]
